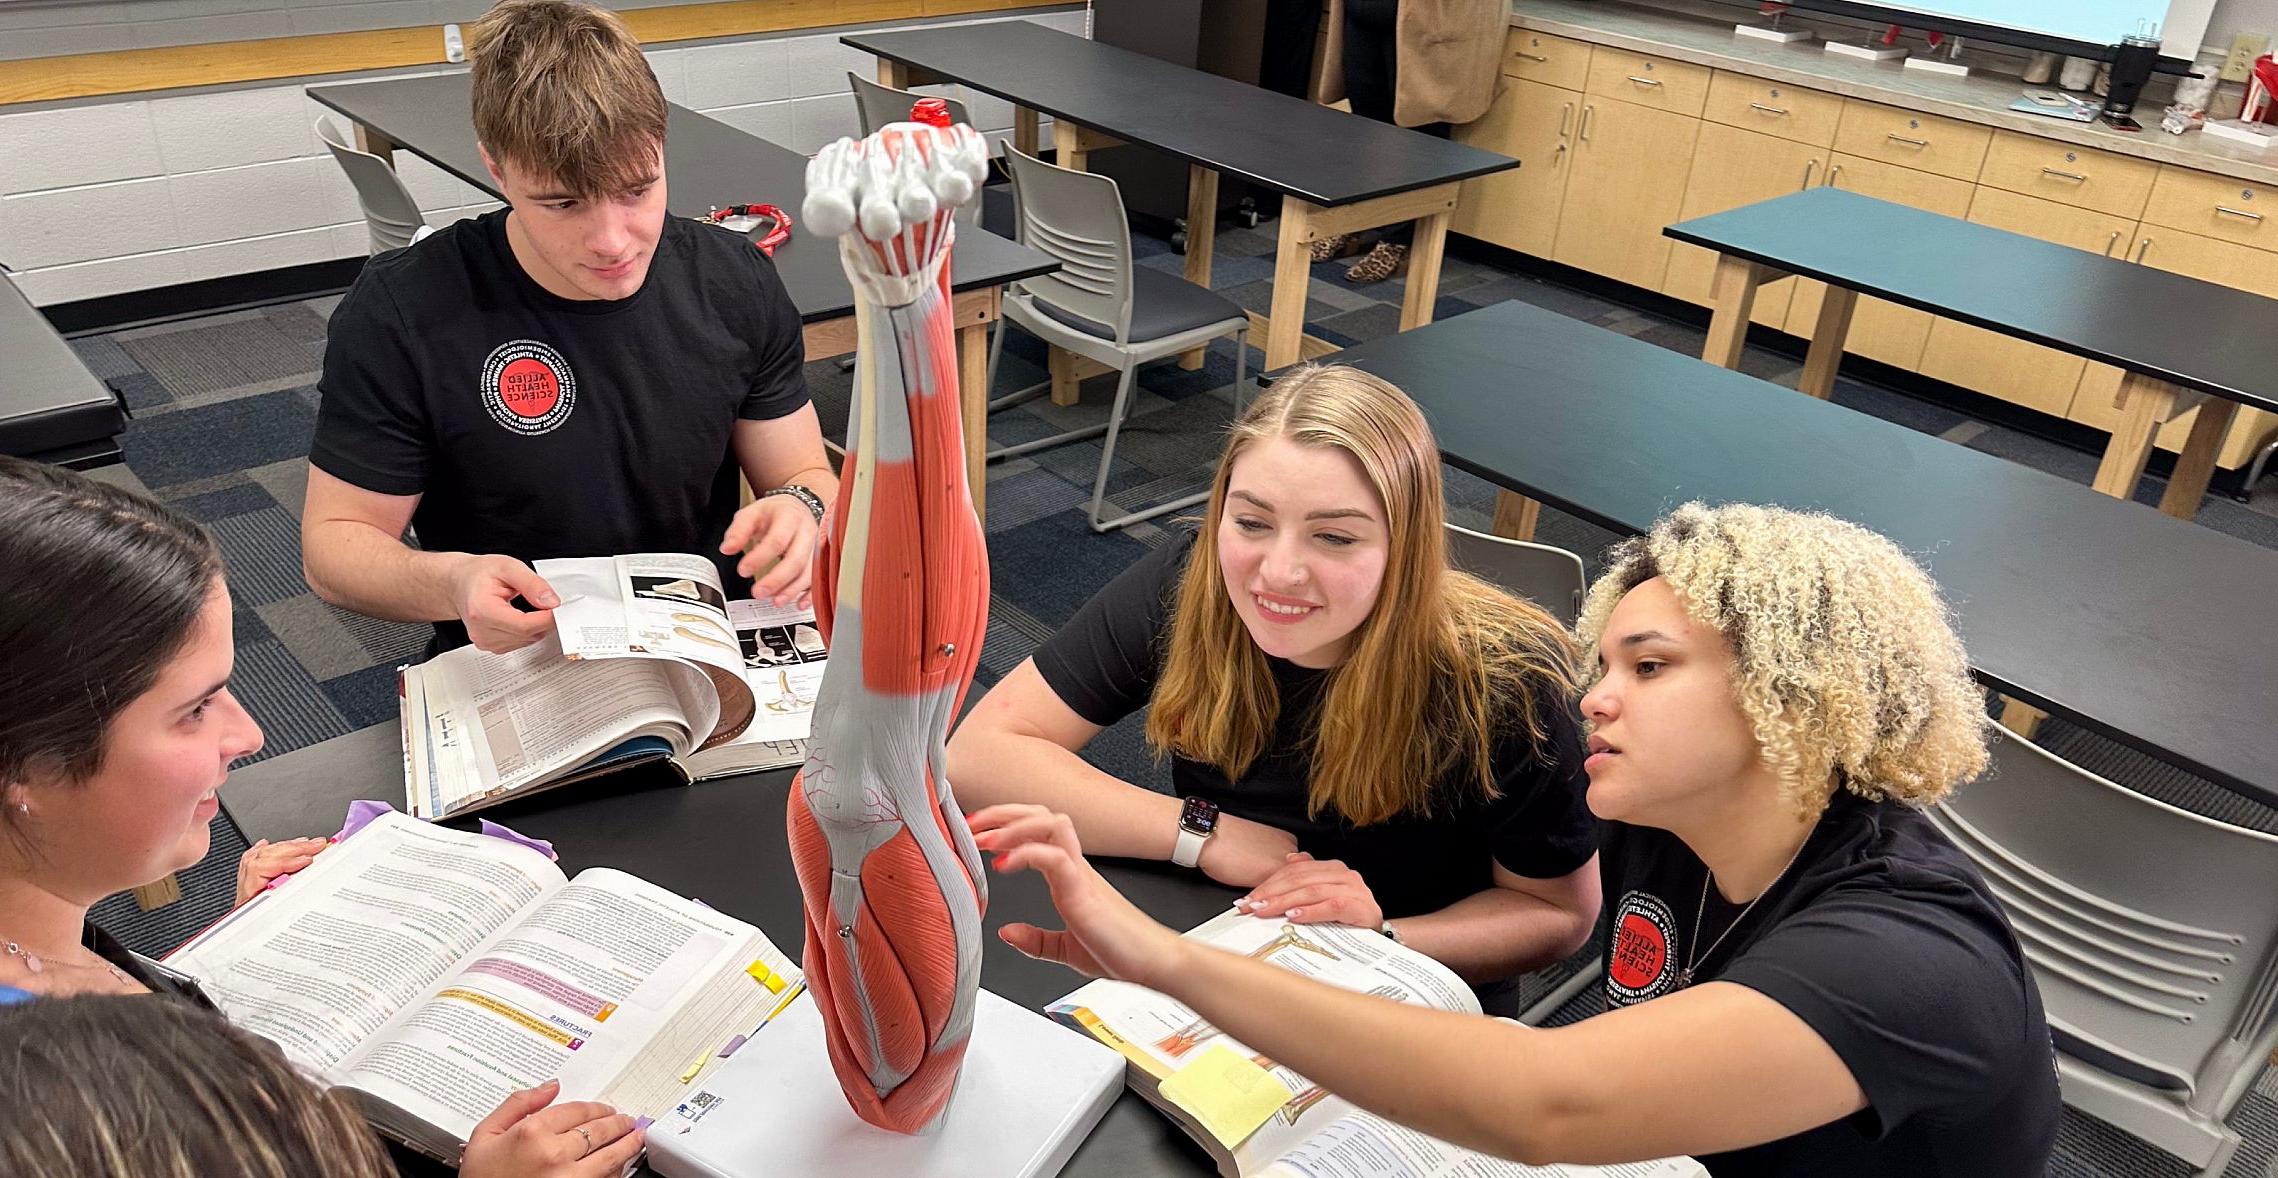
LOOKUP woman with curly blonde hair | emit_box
[969,502,2060,1176]
[949,365,1600,989]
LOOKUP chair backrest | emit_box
[1002,144,1134,344]
[1929,731,2278,1106]
[846,73,980,227]
[1443,524,1586,627]
[315,117,426,253]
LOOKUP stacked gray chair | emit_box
[991,145,1251,532]
[1443,523,1588,628]
[315,117,430,253]
[846,73,983,230]
[1930,730,2278,1176]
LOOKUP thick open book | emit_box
[169,811,803,1164]
[400,554,826,819]
[1050,912,1703,1178]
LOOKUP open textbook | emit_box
[1050,911,1703,1178]
[399,553,826,819]
[169,811,803,1164]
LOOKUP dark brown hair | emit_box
[0,995,393,1178]
[0,457,222,793]
[468,0,669,197]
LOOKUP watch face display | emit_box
[1180,796,1219,835]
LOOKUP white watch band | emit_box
[1172,825,1209,869]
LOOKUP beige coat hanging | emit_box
[1316,0,1505,127]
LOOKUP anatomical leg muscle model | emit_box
[788,113,993,1133]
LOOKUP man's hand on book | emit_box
[721,493,817,608]
[969,804,1189,990]
[1234,853,1384,931]
[453,555,560,654]
[233,836,329,906]
[460,1079,644,1178]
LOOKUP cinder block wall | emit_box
[0,4,1084,306]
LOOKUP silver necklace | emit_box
[2,936,136,987]
[1674,839,1809,991]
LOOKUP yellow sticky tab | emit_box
[1156,1043,1296,1148]
[746,960,787,992]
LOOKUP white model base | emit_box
[648,989,1124,1178]
[1734,24,1813,44]
[1824,41,1907,61]
[1904,55,1972,77]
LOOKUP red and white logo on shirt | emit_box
[480,339,577,436]
[1606,890,1680,1006]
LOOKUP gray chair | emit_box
[1443,523,1588,627]
[847,73,982,229]
[316,117,430,253]
[991,145,1251,532]
[1928,731,2278,1176]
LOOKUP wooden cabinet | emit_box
[1452,76,1579,258]
[1664,121,1824,325]
[1976,131,2157,219]
[1550,96,1701,290]
[1784,153,1975,370]
[2070,228,2278,467]
[2140,166,2278,251]
[1501,29,1590,91]
[1915,188,2136,417]
[1583,47,1711,117]
[1831,100,1992,182]
[1702,73,1841,147]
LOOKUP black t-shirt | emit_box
[311,210,809,648]
[1598,790,2060,1176]
[1032,533,1598,918]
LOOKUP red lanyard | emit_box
[705,204,794,256]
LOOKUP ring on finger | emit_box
[576,1126,593,1157]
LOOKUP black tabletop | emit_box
[221,723,1234,1177]
[309,74,1055,325]
[1665,187,2278,414]
[0,271,123,464]
[1325,299,2278,810]
[842,23,1516,207]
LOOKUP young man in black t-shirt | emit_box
[969,502,2061,1176]
[303,0,835,655]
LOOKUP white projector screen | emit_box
[1790,0,2217,57]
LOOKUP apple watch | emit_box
[1171,795,1220,869]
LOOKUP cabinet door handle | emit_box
[1579,104,1595,142]
[2216,205,2265,222]
[2104,230,2121,256]
[1800,159,1818,190]
[1824,164,1843,188]
[1749,102,1789,116]
[2041,167,2088,182]
[1627,75,1663,87]
[2133,237,2154,263]
[1886,133,1930,147]
[1515,51,1549,62]
[1558,101,1573,138]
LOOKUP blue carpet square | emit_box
[322,664,405,732]
[173,480,278,522]
[123,387,319,489]
[208,506,313,609]
[988,510,1151,624]
[109,371,172,413]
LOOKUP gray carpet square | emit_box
[208,506,313,609]
[118,316,321,400]
[227,635,350,765]
[245,457,311,521]
[260,593,392,682]
[70,335,145,381]
[109,371,173,413]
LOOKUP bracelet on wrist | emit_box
[762,484,827,526]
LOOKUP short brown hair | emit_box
[468,0,667,197]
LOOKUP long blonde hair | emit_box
[1573,502,1989,818]
[1146,365,1578,825]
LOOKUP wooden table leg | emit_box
[2156,398,2239,521]
[1796,285,1857,400]
[1048,347,1083,406]
[352,123,398,164]
[1054,120,1089,172]
[1265,196,1315,371]
[1702,254,1763,370]
[959,321,988,522]
[1998,698,2046,739]
[1491,491,1541,542]
[2091,371,2180,503]
[877,58,909,88]
[1014,106,1039,159]
[1178,164,1221,370]
[1398,210,1452,332]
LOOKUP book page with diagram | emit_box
[541,553,755,750]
